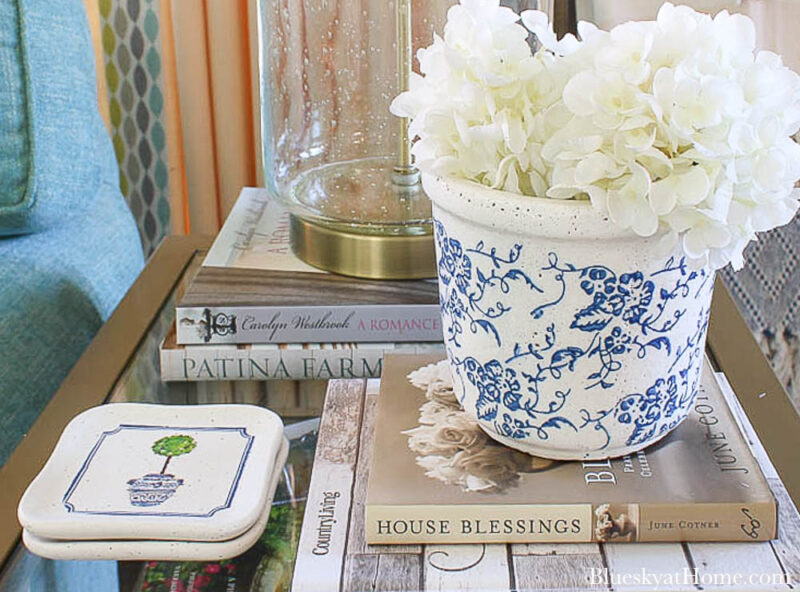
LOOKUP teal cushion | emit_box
[0,0,146,464]
[0,0,107,234]
[0,0,144,585]
[0,174,144,465]
[0,0,31,217]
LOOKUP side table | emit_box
[0,235,799,591]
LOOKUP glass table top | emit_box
[4,244,800,592]
[1,253,326,592]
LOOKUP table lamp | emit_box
[257,0,552,279]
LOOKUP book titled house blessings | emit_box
[363,354,776,544]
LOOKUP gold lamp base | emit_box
[290,215,437,280]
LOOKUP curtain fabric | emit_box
[90,0,260,249]
[93,0,177,255]
[170,0,259,235]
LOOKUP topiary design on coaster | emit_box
[127,434,197,507]
[151,434,197,474]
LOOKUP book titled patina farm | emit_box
[160,322,444,381]
[364,354,777,544]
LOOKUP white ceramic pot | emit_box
[424,174,715,460]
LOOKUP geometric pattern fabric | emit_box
[98,0,170,256]
[722,213,800,405]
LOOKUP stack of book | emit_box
[160,189,444,382]
[290,353,780,591]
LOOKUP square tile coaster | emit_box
[21,438,289,561]
[19,404,284,543]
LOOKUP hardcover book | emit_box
[160,322,444,381]
[175,189,441,345]
[364,354,777,544]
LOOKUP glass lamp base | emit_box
[283,156,436,279]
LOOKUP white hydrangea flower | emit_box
[392,1,800,270]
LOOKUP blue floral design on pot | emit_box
[426,174,715,460]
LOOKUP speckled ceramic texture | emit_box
[424,174,715,460]
[21,438,288,561]
[18,403,285,543]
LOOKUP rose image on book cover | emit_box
[404,364,641,541]
[404,361,558,494]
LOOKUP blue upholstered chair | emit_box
[0,0,144,586]
[0,0,144,462]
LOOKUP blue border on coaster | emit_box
[62,425,254,517]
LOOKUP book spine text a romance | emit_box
[176,305,443,344]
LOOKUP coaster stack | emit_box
[18,404,288,561]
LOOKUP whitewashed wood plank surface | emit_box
[511,543,606,590]
[342,554,381,592]
[340,380,423,592]
[304,373,800,592]
[424,544,511,592]
[686,542,790,590]
[347,389,379,554]
[602,543,695,591]
[513,552,607,591]
[345,553,423,592]
[768,476,800,585]
[512,543,601,556]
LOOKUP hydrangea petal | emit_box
[562,71,599,117]
[675,166,710,206]
[649,177,677,216]
[575,152,612,185]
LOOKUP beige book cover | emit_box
[202,187,322,273]
[365,354,777,544]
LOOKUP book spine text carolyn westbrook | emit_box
[365,501,777,544]
[176,305,443,345]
